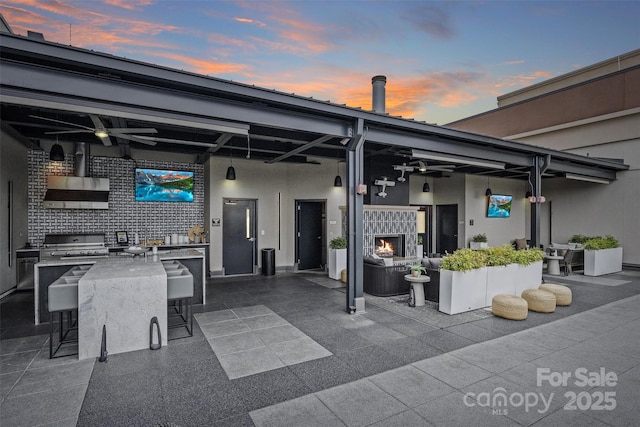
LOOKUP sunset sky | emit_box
[1,0,638,124]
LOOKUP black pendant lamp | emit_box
[50,142,65,161]
[226,148,236,180]
[226,164,236,180]
[334,160,342,187]
[422,177,430,192]
[485,177,492,196]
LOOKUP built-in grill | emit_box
[40,233,109,260]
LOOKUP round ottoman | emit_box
[539,283,572,306]
[340,269,347,283]
[521,289,556,313]
[492,294,528,320]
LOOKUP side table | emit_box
[545,255,564,275]
[404,274,431,307]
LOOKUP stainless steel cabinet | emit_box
[16,250,38,290]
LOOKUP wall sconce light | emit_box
[528,195,546,203]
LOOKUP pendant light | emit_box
[50,136,64,161]
[422,176,430,192]
[485,176,492,196]
[333,158,342,187]
[225,148,236,180]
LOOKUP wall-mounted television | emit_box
[135,168,194,202]
[487,194,512,218]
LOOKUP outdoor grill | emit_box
[40,233,109,260]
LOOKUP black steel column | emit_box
[529,155,550,249]
[346,119,365,313]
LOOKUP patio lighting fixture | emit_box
[485,177,492,196]
[49,142,64,161]
[334,150,342,187]
[565,173,610,185]
[422,176,430,192]
[94,130,109,138]
[226,148,236,180]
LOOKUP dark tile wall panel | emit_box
[28,150,204,247]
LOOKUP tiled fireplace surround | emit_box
[27,150,204,247]
[342,206,418,259]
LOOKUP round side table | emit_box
[545,255,564,275]
[404,274,431,307]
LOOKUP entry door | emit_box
[436,204,458,255]
[223,199,257,275]
[296,201,325,270]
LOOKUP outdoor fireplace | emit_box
[374,235,405,258]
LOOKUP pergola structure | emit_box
[0,31,628,313]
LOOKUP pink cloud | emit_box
[143,50,253,76]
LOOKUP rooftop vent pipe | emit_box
[372,75,387,113]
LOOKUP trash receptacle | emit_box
[261,248,275,276]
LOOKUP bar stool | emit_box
[48,275,80,358]
[165,263,194,339]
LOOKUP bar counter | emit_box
[34,249,205,325]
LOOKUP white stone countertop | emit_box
[35,249,204,268]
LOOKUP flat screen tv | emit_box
[487,194,512,218]
[135,168,194,202]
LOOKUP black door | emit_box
[223,199,257,275]
[436,204,458,255]
[296,201,325,270]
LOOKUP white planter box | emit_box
[584,247,623,276]
[514,261,543,296]
[328,248,347,280]
[416,245,424,258]
[469,242,488,250]
[439,267,487,315]
[485,264,517,306]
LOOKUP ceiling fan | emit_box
[411,160,456,173]
[30,114,158,146]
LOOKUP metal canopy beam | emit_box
[0,61,351,138]
[265,134,333,163]
[346,120,365,314]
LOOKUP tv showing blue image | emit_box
[135,168,194,202]
[487,194,512,218]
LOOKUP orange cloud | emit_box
[103,0,153,11]
[494,70,552,89]
[143,51,253,76]
[234,17,266,27]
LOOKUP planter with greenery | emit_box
[408,263,427,277]
[512,247,545,294]
[469,233,488,249]
[484,244,518,306]
[583,235,622,276]
[328,236,347,280]
[439,249,488,314]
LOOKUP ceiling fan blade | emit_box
[113,133,157,146]
[98,135,112,147]
[89,114,107,131]
[106,128,158,134]
[135,135,216,147]
[29,115,95,131]
[45,130,92,135]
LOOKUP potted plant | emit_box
[470,233,488,250]
[409,263,426,277]
[439,248,488,314]
[512,247,545,295]
[328,236,347,280]
[583,235,622,276]
[484,244,518,305]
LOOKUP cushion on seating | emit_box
[364,255,386,266]
[492,294,528,320]
[48,279,79,312]
[521,289,556,313]
[167,270,194,299]
[539,283,572,306]
[421,257,442,270]
[515,238,527,250]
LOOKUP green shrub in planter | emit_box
[441,248,487,272]
[584,235,618,250]
[569,234,593,244]
[512,247,545,265]
[472,233,488,243]
[484,244,515,266]
[329,236,347,249]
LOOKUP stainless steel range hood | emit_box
[44,143,110,209]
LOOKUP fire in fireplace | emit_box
[374,235,405,257]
